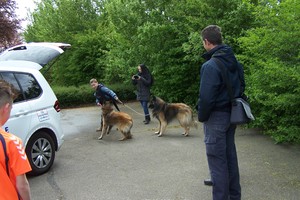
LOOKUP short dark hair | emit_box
[0,80,17,106]
[201,25,223,45]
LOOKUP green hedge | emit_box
[52,84,136,108]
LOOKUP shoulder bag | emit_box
[213,58,255,124]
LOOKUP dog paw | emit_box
[158,134,162,137]
[127,134,132,139]
[119,137,126,141]
[182,133,189,137]
[98,136,103,140]
[154,131,160,134]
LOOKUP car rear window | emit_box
[0,72,42,103]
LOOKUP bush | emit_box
[52,83,136,108]
[248,61,300,144]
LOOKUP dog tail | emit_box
[191,115,198,129]
[193,120,198,129]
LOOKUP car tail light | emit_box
[54,100,61,112]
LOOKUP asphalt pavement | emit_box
[28,101,300,200]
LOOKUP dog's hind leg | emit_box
[182,126,190,136]
[126,122,133,139]
[119,131,127,141]
[126,131,132,139]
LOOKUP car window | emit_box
[15,73,42,100]
[0,72,42,103]
[0,72,24,102]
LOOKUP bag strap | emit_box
[0,133,10,176]
[212,58,235,101]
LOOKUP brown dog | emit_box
[99,101,133,141]
[149,96,197,137]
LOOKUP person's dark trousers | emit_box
[203,111,241,200]
[140,100,151,123]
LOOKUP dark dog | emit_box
[149,96,197,137]
[99,101,133,141]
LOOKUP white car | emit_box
[0,42,70,175]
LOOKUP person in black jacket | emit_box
[197,25,244,200]
[132,64,153,124]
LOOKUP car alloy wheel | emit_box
[26,131,55,176]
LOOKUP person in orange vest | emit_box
[0,80,32,200]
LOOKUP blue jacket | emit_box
[94,84,117,105]
[197,44,245,122]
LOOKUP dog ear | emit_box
[152,95,156,101]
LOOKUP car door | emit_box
[0,72,33,142]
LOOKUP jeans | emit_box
[140,100,150,117]
[204,111,241,200]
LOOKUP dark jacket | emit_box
[197,44,245,122]
[132,72,152,101]
[94,84,117,105]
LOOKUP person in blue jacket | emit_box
[90,78,123,131]
[197,25,245,200]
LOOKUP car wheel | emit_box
[26,131,55,176]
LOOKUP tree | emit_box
[24,0,105,85]
[102,0,210,102]
[24,0,256,103]
[238,0,300,143]
[0,0,22,50]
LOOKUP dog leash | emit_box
[123,104,145,116]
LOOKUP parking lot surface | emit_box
[28,101,300,200]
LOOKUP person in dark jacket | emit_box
[90,78,123,131]
[132,64,153,124]
[197,25,244,200]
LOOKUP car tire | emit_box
[26,131,55,176]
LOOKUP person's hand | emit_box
[97,103,102,107]
[118,99,124,105]
[132,75,140,80]
[115,97,124,105]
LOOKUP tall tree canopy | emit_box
[21,0,300,143]
[0,0,22,50]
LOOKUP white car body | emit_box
[0,42,70,175]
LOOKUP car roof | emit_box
[0,60,42,70]
[0,42,71,67]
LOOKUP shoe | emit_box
[144,116,150,124]
[204,179,213,186]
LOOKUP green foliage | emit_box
[24,0,102,42]
[24,0,106,86]
[52,83,136,108]
[238,0,300,144]
[52,85,94,108]
[23,0,300,143]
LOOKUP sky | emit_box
[16,0,37,29]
